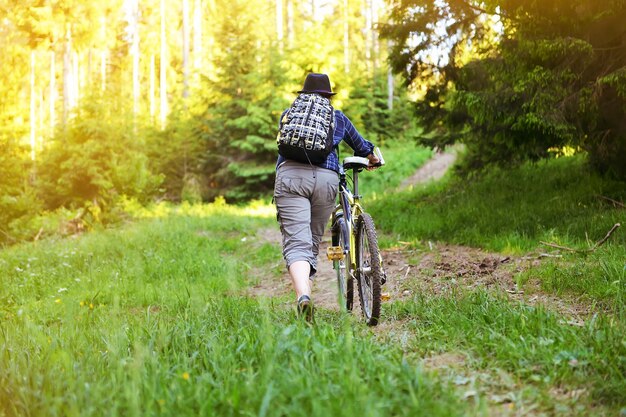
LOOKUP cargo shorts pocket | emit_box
[326,178,339,203]
[274,176,304,198]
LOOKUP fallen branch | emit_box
[403,266,411,280]
[520,252,563,260]
[538,252,564,258]
[539,242,582,253]
[597,195,626,209]
[540,223,621,253]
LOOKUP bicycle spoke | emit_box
[355,213,382,326]
[332,216,353,311]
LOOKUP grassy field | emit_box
[1,202,464,417]
[2,151,626,416]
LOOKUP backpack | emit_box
[277,93,335,164]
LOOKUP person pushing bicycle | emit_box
[274,73,381,322]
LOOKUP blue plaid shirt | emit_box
[276,110,375,173]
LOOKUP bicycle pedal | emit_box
[326,246,344,261]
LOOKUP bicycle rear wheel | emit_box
[355,213,382,326]
[332,217,354,311]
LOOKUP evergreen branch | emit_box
[593,45,626,51]
[457,0,516,21]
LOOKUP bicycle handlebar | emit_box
[371,147,385,167]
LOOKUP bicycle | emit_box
[327,149,386,326]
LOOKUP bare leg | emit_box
[289,260,311,300]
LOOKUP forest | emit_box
[1,0,414,244]
[1,0,625,245]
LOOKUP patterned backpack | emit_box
[277,93,335,164]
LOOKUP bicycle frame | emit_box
[328,151,385,324]
[333,166,365,276]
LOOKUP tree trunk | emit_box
[49,50,55,138]
[363,0,371,75]
[38,88,44,149]
[160,0,168,128]
[101,17,107,92]
[287,0,294,47]
[276,0,284,51]
[343,0,349,73]
[30,51,36,162]
[387,33,393,110]
[193,0,203,70]
[63,27,72,125]
[182,0,190,100]
[206,0,214,64]
[101,50,107,91]
[87,48,92,87]
[72,51,79,109]
[371,0,378,73]
[276,0,285,53]
[387,65,393,110]
[132,0,140,115]
[150,54,155,120]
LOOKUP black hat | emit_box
[298,73,336,96]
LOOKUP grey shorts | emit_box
[274,161,339,277]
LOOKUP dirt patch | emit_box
[247,225,591,324]
[247,227,361,311]
[421,352,468,371]
[245,227,291,299]
[381,243,592,321]
[385,244,518,299]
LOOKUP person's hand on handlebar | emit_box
[366,153,381,170]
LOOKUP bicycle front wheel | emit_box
[355,213,382,326]
[332,217,354,311]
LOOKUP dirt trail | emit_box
[399,150,458,190]
[249,149,460,310]
[248,148,589,320]
[250,230,589,322]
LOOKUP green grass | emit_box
[384,291,626,408]
[371,155,626,312]
[367,152,626,414]
[516,245,626,314]
[0,202,465,417]
[370,155,626,251]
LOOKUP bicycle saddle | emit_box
[343,156,370,170]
